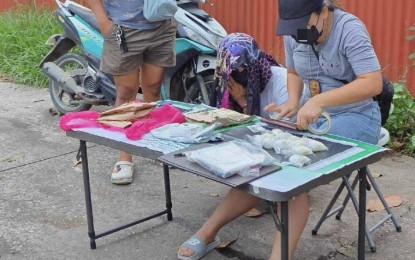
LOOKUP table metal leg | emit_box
[358,167,368,260]
[163,164,173,221]
[312,179,347,235]
[280,201,289,260]
[268,201,289,260]
[80,140,96,249]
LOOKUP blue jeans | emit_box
[313,102,381,145]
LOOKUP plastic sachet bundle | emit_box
[183,140,277,178]
[245,128,332,168]
[296,137,329,152]
[150,122,221,144]
[288,155,312,168]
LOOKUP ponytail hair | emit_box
[327,0,344,11]
[316,0,344,14]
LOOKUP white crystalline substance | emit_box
[273,132,294,140]
[250,130,329,156]
[273,140,292,149]
[262,135,275,149]
[299,137,329,152]
[288,135,301,142]
[262,132,274,139]
[280,145,313,157]
[291,145,313,155]
[289,155,311,168]
[250,134,265,148]
[273,140,291,154]
[271,129,283,135]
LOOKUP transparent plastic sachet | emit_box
[183,140,277,178]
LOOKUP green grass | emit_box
[0,6,62,87]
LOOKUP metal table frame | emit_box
[68,131,172,250]
[68,129,384,260]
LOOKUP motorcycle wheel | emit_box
[170,70,215,105]
[49,53,92,114]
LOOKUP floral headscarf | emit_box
[213,33,280,116]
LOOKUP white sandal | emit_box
[111,161,133,184]
[178,235,220,260]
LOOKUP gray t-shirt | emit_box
[103,0,160,29]
[260,66,288,118]
[284,9,381,114]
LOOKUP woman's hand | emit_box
[228,76,247,107]
[264,99,299,120]
[296,98,323,130]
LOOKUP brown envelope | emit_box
[100,102,156,117]
[99,120,132,128]
[184,108,253,127]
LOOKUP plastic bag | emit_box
[150,122,220,143]
[297,137,328,152]
[125,104,186,140]
[184,140,277,178]
[279,145,313,158]
[288,155,311,168]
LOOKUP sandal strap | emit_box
[181,235,207,253]
[114,161,133,167]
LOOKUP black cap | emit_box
[277,0,324,36]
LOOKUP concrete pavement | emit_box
[0,82,414,260]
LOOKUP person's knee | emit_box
[116,85,138,104]
[141,81,162,99]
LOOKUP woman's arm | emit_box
[86,0,113,35]
[312,70,382,108]
[296,70,382,130]
[286,69,304,105]
[264,69,303,118]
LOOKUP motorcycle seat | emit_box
[67,3,100,32]
[179,3,212,22]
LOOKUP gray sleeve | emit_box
[272,67,288,106]
[283,36,295,70]
[341,20,381,76]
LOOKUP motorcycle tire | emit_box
[170,69,215,105]
[49,53,92,114]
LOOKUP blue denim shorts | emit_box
[312,102,381,145]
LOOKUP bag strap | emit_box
[311,45,349,85]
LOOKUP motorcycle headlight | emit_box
[182,25,216,50]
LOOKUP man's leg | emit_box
[269,192,309,260]
[112,69,140,176]
[178,188,261,257]
[140,62,166,102]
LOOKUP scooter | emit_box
[40,0,227,114]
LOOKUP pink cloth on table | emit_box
[125,104,186,140]
[220,88,230,109]
[59,104,186,140]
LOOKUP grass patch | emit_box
[0,6,62,87]
[385,83,415,156]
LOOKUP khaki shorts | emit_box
[100,18,176,76]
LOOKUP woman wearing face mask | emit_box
[257,0,380,257]
[214,33,288,118]
[178,1,382,259]
[266,0,382,145]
